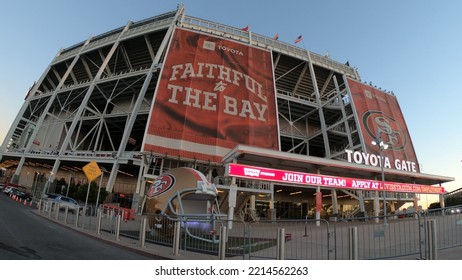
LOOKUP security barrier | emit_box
[100,204,135,221]
[33,202,462,260]
[424,205,462,255]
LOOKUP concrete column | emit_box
[414,194,419,219]
[358,190,366,216]
[249,195,256,210]
[331,189,338,220]
[439,194,445,216]
[390,201,396,219]
[133,161,146,213]
[315,187,322,226]
[315,169,322,225]
[269,183,276,219]
[227,176,237,229]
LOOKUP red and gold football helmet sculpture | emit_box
[145,167,218,217]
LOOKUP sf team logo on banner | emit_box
[362,110,407,151]
[147,174,175,197]
[347,78,420,172]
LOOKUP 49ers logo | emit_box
[363,110,407,151]
[147,174,175,197]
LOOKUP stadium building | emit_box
[0,5,454,220]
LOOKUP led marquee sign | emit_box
[226,163,444,194]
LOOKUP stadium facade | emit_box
[0,5,454,220]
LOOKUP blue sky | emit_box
[1,0,461,202]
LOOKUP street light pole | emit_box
[66,172,73,197]
[372,137,389,226]
[33,172,39,197]
[95,167,106,210]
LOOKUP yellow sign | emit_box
[82,161,102,181]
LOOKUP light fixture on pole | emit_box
[372,137,389,226]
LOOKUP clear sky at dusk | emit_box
[1,0,461,205]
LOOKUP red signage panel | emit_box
[226,163,444,194]
[143,28,278,163]
[347,78,420,172]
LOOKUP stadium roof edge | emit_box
[222,145,454,186]
[56,6,358,79]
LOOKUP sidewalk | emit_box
[390,246,462,260]
[34,210,226,260]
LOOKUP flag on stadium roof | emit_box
[294,35,302,44]
[242,25,249,31]
[273,33,279,40]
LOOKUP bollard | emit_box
[74,209,80,228]
[48,202,53,218]
[348,227,358,260]
[96,209,102,235]
[173,221,181,256]
[425,220,438,260]
[38,199,42,212]
[55,203,60,220]
[115,214,121,241]
[277,228,286,260]
[139,217,147,248]
[64,206,69,224]
[218,226,227,260]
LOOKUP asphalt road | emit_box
[0,193,164,260]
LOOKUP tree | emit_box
[428,202,441,210]
[445,196,462,207]
[72,181,108,205]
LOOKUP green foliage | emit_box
[445,196,462,207]
[428,202,441,209]
[66,181,108,205]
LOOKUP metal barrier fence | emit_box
[424,205,462,252]
[246,219,331,260]
[35,200,462,260]
[334,215,424,260]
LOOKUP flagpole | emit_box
[295,34,309,57]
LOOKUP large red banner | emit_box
[347,79,420,172]
[144,28,278,162]
[226,163,444,194]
